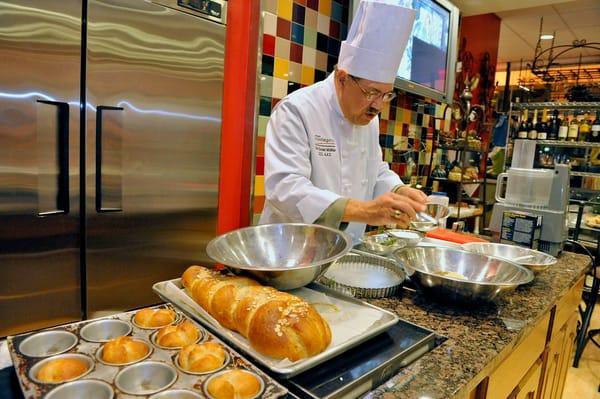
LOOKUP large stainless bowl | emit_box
[393,247,534,303]
[206,223,352,290]
[461,243,557,273]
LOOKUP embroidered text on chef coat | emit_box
[314,134,337,157]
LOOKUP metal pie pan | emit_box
[150,324,203,350]
[95,339,152,366]
[19,330,78,358]
[203,369,264,399]
[131,308,179,330]
[45,379,114,399]
[80,319,132,343]
[115,361,177,395]
[149,389,203,399]
[320,252,405,298]
[174,349,230,375]
[29,354,94,384]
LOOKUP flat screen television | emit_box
[351,0,460,103]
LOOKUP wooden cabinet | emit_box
[473,275,584,399]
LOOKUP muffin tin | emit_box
[7,304,288,398]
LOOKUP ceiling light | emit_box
[540,34,554,40]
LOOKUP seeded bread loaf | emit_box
[181,265,331,361]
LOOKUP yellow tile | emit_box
[319,0,331,16]
[273,57,289,79]
[301,65,315,85]
[277,0,293,20]
[254,175,265,196]
[394,121,403,134]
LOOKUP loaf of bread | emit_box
[181,265,331,361]
[36,358,88,383]
[178,342,227,373]
[134,308,176,328]
[102,336,149,364]
[155,320,200,348]
[206,369,262,399]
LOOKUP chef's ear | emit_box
[335,67,349,85]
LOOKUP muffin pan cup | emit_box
[203,369,265,399]
[150,326,203,351]
[95,339,153,366]
[7,304,288,398]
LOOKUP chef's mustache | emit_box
[366,107,380,115]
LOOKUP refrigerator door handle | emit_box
[96,105,124,213]
[37,100,70,216]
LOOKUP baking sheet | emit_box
[153,279,399,378]
[7,305,288,399]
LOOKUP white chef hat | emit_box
[338,0,416,83]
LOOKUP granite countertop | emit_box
[363,251,591,399]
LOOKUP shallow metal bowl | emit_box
[461,243,557,273]
[385,229,424,246]
[393,247,534,303]
[206,223,352,290]
[361,233,407,255]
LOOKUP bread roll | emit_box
[102,336,149,364]
[36,358,88,383]
[206,369,262,399]
[155,320,200,348]
[181,265,331,361]
[178,342,226,373]
[134,308,176,328]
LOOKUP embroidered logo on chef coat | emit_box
[314,134,337,157]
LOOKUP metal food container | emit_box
[7,305,288,398]
[461,242,557,273]
[205,223,353,290]
[319,252,405,298]
[393,246,534,303]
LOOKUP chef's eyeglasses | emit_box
[349,75,396,102]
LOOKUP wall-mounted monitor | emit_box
[351,0,460,103]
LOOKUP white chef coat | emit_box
[259,73,402,243]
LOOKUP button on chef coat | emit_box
[259,73,402,243]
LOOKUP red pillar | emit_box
[217,0,260,234]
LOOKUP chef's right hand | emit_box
[344,192,426,228]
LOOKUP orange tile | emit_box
[318,0,331,16]
[256,136,265,156]
[301,65,315,85]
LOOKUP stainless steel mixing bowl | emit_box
[461,242,557,273]
[206,223,353,290]
[393,247,534,303]
[410,203,450,232]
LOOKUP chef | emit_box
[260,0,426,243]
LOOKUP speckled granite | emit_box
[362,251,591,399]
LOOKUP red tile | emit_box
[272,98,281,108]
[263,34,275,56]
[290,42,303,63]
[329,20,340,39]
[295,0,307,4]
[253,196,266,213]
[307,0,318,11]
[255,156,264,175]
[379,120,388,133]
[277,17,291,39]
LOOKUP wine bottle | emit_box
[591,110,600,142]
[567,112,579,141]
[548,109,560,140]
[578,112,591,142]
[528,109,538,140]
[537,109,548,140]
[558,115,569,141]
[517,109,528,139]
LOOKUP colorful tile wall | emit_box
[252,0,450,223]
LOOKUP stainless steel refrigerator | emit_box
[0,0,226,336]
